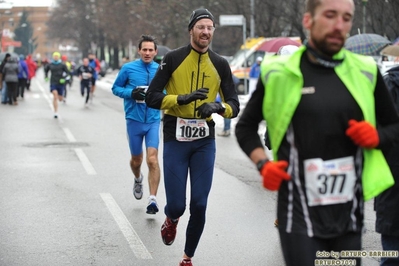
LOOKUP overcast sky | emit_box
[1,0,54,6]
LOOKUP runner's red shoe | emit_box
[179,258,193,266]
[161,217,179,245]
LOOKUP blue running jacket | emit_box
[112,59,160,123]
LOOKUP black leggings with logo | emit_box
[279,229,362,266]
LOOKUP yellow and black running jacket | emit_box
[146,44,240,142]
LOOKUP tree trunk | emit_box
[112,46,119,70]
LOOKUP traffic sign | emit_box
[219,15,245,26]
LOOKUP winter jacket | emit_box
[25,55,37,79]
[146,44,240,142]
[89,59,100,79]
[2,59,19,83]
[375,65,399,236]
[249,62,261,78]
[18,60,29,79]
[0,58,8,73]
[383,65,399,112]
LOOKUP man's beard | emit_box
[311,34,344,57]
[193,35,210,50]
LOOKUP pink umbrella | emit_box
[258,37,301,53]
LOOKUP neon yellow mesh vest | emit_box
[260,46,394,201]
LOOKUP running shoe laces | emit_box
[161,217,179,245]
[133,173,143,200]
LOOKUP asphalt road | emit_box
[0,68,382,266]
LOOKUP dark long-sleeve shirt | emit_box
[44,61,69,85]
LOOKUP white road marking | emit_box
[100,193,153,260]
[34,79,97,175]
[34,80,55,112]
[74,148,97,175]
[62,128,77,142]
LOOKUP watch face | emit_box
[257,159,269,171]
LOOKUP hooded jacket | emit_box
[2,58,19,83]
[25,55,37,79]
[17,58,29,79]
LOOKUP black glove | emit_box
[177,88,209,105]
[132,87,146,101]
[196,102,225,118]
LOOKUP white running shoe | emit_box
[133,173,143,200]
[146,197,159,214]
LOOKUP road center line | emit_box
[100,193,153,260]
[74,148,97,175]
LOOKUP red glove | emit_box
[345,119,379,148]
[260,160,291,191]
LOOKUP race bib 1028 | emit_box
[175,117,209,141]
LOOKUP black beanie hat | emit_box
[188,8,215,31]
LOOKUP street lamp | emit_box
[362,0,368,33]
[28,39,32,54]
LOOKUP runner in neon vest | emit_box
[236,0,399,265]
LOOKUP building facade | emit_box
[0,3,58,61]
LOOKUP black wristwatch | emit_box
[256,158,270,171]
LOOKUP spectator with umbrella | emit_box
[345,33,391,56]
[258,37,302,54]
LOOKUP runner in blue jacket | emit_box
[112,35,161,215]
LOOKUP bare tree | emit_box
[47,0,399,65]
[47,0,98,55]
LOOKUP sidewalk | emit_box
[98,69,119,85]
